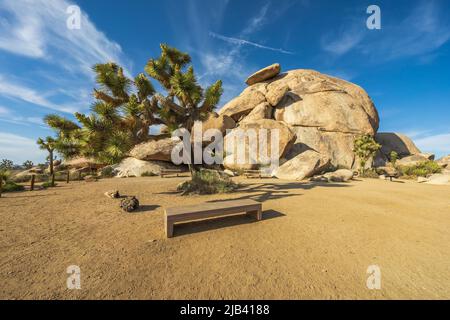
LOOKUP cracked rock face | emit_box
[219,68,380,173]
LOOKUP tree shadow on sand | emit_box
[174,209,285,237]
[206,181,352,203]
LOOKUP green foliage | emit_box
[22,160,34,169]
[0,159,14,170]
[43,44,223,166]
[353,135,381,174]
[42,181,58,188]
[100,166,116,178]
[359,168,380,179]
[3,181,24,192]
[389,151,398,166]
[177,169,237,195]
[399,161,442,177]
[141,171,157,177]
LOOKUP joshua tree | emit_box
[43,44,223,167]
[0,169,9,198]
[145,44,223,131]
[145,44,223,174]
[390,151,398,167]
[22,160,34,169]
[37,137,56,178]
[353,135,381,175]
[0,159,14,170]
[44,114,82,160]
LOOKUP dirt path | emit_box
[0,177,449,299]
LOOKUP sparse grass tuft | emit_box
[141,171,157,177]
[177,169,238,195]
[3,181,25,192]
[398,161,441,178]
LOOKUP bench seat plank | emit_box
[164,199,262,238]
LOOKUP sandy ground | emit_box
[0,176,449,299]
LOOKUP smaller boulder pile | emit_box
[104,190,120,199]
[120,196,140,212]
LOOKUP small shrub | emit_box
[360,168,379,179]
[100,166,116,178]
[389,151,398,166]
[177,169,238,195]
[398,161,441,177]
[42,181,58,188]
[141,171,157,177]
[3,181,25,192]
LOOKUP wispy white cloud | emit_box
[0,0,130,77]
[209,32,295,55]
[415,133,450,157]
[321,1,450,61]
[241,3,270,36]
[0,75,77,113]
[321,27,364,55]
[0,106,10,115]
[0,132,46,164]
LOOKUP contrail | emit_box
[209,32,295,55]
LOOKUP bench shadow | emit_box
[174,209,285,237]
[135,204,160,213]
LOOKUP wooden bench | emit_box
[160,168,183,178]
[386,174,397,182]
[243,169,271,179]
[164,199,262,238]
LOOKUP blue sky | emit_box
[0,0,449,164]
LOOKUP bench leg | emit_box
[165,219,174,238]
[247,209,262,221]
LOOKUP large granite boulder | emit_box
[223,119,295,171]
[397,154,432,167]
[375,133,421,158]
[436,155,450,168]
[191,113,236,144]
[113,157,180,177]
[245,63,281,86]
[274,150,329,180]
[273,71,378,135]
[129,137,180,162]
[63,157,104,169]
[218,89,267,121]
[220,67,379,174]
[285,126,359,169]
[241,102,273,123]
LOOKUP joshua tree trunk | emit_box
[66,171,70,183]
[51,173,55,187]
[49,150,54,175]
[30,175,35,191]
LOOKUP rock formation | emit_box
[219,66,380,179]
[94,63,434,181]
[113,157,180,177]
